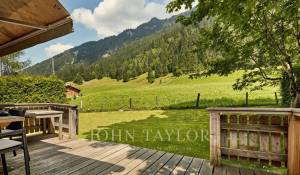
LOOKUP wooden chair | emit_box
[0,129,30,175]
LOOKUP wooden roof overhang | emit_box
[0,0,73,57]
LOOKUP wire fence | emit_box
[73,92,281,112]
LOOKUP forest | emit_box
[56,23,207,83]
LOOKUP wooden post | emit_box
[68,108,77,139]
[196,93,200,108]
[245,92,249,106]
[275,92,279,105]
[129,98,132,109]
[80,100,83,109]
[288,114,300,175]
[210,112,221,165]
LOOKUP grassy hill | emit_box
[71,72,279,111]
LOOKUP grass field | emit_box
[80,110,210,159]
[71,72,280,112]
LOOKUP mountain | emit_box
[26,16,177,75]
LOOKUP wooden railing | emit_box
[208,108,300,175]
[0,103,78,139]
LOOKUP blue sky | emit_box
[21,0,178,65]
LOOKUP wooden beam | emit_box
[0,17,72,51]
[0,17,47,30]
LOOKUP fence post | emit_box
[196,93,200,108]
[129,98,132,109]
[288,112,300,175]
[245,92,249,106]
[80,100,83,109]
[210,112,221,165]
[274,92,279,105]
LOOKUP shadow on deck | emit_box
[0,135,278,175]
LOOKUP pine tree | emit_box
[73,73,84,85]
[147,70,155,83]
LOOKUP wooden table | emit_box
[0,116,25,130]
[25,110,64,140]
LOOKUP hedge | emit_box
[0,75,66,103]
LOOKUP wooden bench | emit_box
[26,110,64,140]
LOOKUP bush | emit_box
[0,75,66,103]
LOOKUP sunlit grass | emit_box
[79,109,210,159]
[71,72,279,112]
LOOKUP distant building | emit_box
[65,85,80,98]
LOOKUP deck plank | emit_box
[9,141,109,175]
[106,149,157,175]
[198,160,213,175]
[97,148,150,175]
[0,136,282,175]
[184,158,204,175]
[213,166,227,175]
[171,156,193,175]
[226,166,240,175]
[142,152,174,174]
[56,144,135,175]
[40,143,129,174]
[69,146,141,175]
[127,151,165,175]
[156,154,183,175]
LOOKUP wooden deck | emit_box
[1,135,278,175]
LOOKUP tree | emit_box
[147,70,155,83]
[0,52,30,76]
[73,73,84,85]
[167,0,300,107]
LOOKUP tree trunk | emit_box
[292,91,300,108]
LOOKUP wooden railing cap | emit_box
[207,107,293,113]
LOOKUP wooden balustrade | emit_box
[0,103,78,139]
[208,108,300,175]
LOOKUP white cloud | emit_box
[71,0,186,37]
[45,43,74,57]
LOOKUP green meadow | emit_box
[71,72,279,112]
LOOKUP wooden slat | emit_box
[220,124,287,133]
[127,151,165,175]
[156,154,183,175]
[57,146,138,175]
[220,148,287,161]
[108,149,157,175]
[226,166,240,175]
[198,160,213,175]
[38,143,128,174]
[184,158,203,175]
[70,146,141,175]
[171,156,193,175]
[142,153,173,174]
[212,166,226,175]
[97,148,149,175]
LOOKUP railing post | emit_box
[288,113,300,175]
[68,108,78,139]
[210,112,221,165]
